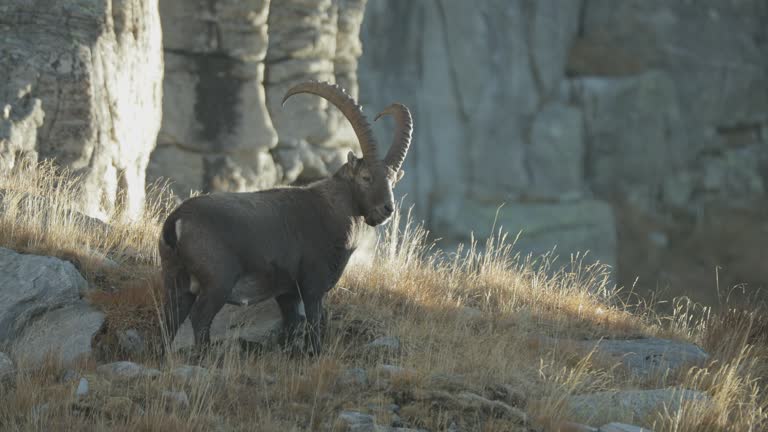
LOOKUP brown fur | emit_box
[159,81,412,356]
[160,149,402,356]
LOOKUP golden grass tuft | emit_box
[0,163,765,431]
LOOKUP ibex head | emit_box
[283,81,413,227]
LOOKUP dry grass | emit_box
[0,163,765,431]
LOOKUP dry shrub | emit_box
[0,160,173,271]
[88,272,166,361]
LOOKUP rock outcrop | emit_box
[150,0,370,198]
[0,0,163,220]
[358,1,607,268]
[265,0,368,185]
[151,0,278,197]
[358,0,768,286]
[0,247,103,367]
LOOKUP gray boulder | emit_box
[97,361,161,381]
[0,248,104,367]
[171,299,282,352]
[582,338,708,380]
[0,0,163,220]
[11,303,105,367]
[568,388,708,425]
[0,247,90,336]
[0,247,88,343]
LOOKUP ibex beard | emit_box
[158,81,413,357]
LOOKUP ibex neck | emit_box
[308,176,363,221]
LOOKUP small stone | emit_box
[97,361,161,381]
[599,423,651,432]
[171,365,212,383]
[117,329,145,356]
[61,369,80,383]
[337,410,375,431]
[559,421,598,432]
[367,336,400,351]
[75,377,89,398]
[163,390,190,410]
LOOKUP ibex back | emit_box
[159,81,413,355]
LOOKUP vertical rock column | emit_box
[0,0,163,220]
[358,1,618,269]
[266,0,368,184]
[149,0,278,196]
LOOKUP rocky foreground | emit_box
[0,244,730,431]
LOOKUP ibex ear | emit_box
[347,151,356,165]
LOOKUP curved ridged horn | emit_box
[375,103,413,174]
[282,81,379,162]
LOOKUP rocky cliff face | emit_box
[0,0,163,220]
[358,0,768,298]
[358,1,616,268]
[148,0,368,197]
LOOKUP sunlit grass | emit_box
[0,162,765,431]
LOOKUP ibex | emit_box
[159,81,413,355]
